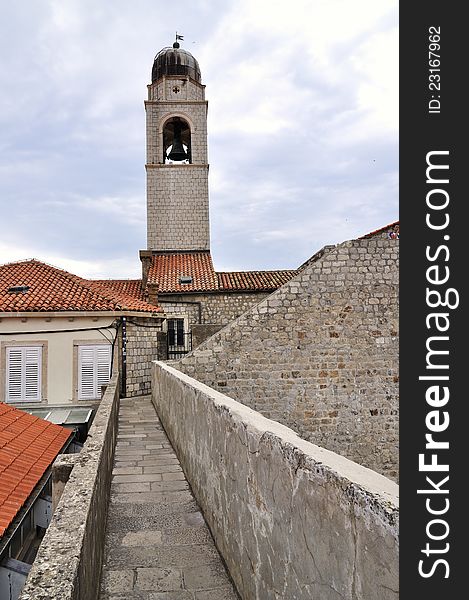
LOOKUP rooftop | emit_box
[0,402,72,536]
[152,43,201,83]
[217,270,298,292]
[0,259,162,313]
[92,279,146,302]
[133,252,297,294]
[147,252,218,293]
[360,220,399,239]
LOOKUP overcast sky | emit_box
[0,0,398,278]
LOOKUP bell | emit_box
[167,120,188,162]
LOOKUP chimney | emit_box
[147,282,159,306]
[140,250,153,289]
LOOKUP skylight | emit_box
[7,285,30,294]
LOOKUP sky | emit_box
[0,0,398,278]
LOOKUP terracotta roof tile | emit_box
[147,252,218,293]
[0,259,162,313]
[145,252,295,294]
[217,270,297,291]
[0,402,72,537]
[360,220,399,239]
[86,279,162,313]
[92,279,146,301]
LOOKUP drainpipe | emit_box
[121,316,127,398]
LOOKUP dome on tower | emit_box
[151,43,201,83]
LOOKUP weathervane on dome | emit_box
[173,32,184,48]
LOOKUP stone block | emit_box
[173,239,399,480]
[136,567,183,592]
[152,359,399,600]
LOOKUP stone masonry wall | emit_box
[149,103,208,164]
[196,291,272,326]
[160,300,200,324]
[146,76,209,252]
[147,165,210,251]
[191,324,224,349]
[146,93,208,166]
[161,291,271,348]
[150,76,205,103]
[161,291,271,327]
[125,317,162,397]
[176,238,399,480]
[152,361,399,600]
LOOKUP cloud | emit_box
[0,1,398,278]
[0,241,141,280]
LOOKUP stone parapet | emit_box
[152,361,399,600]
[19,372,120,600]
[51,453,80,513]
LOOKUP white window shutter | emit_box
[6,348,23,401]
[24,347,41,400]
[78,345,111,400]
[96,346,111,389]
[6,347,41,402]
[79,346,95,400]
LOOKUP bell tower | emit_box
[145,39,210,252]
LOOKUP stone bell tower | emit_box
[145,39,210,252]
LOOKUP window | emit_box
[78,345,111,400]
[166,319,191,359]
[6,346,42,403]
[167,319,185,347]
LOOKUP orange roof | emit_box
[217,270,297,291]
[147,252,218,293]
[0,403,72,536]
[93,279,146,301]
[144,252,295,294]
[88,279,160,311]
[0,259,162,313]
[360,220,399,239]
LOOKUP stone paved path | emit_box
[99,396,238,600]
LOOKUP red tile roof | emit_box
[217,270,297,291]
[147,252,218,293]
[0,403,72,536]
[88,279,160,311]
[144,252,296,294]
[92,279,146,301]
[0,260,161,313]
[360,221,399,239]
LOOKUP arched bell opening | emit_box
[163,117,191,164]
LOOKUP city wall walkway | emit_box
[99,396,238,600]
